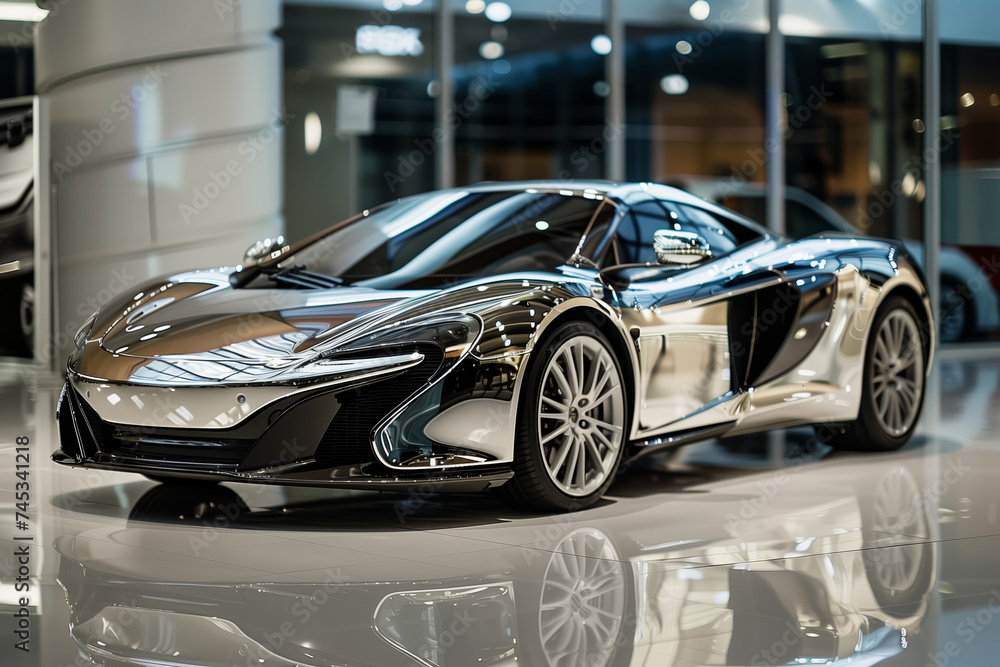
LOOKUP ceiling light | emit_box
[485,2,512,22]
[689,0,710,21]
[590,34,612,55]
[0,2,47,21]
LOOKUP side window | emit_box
[615,201,700,264]
[786,200,837,239]
[677,205,740,256]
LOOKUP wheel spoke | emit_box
[562,347,581,396]
[583,353,606,396]
[542,395,569,411]
[582,433,606,477]
[875,335,891,366]
[542,421,572,445]
[574,343,586,394]
[588,417,623,434]
[562,438,580,488]
[873,381,888,400]
[589,383,619,412]
[548,435,574,472]
[575,439,587,489]
[550,363,574,401]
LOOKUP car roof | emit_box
[441,179,725,210]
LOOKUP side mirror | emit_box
[243,236,285,265]
[654,229,712,265]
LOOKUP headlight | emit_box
[283,350,426,383]
[74,312,98,350]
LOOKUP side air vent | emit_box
[314,344,444,467]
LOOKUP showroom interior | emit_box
[2,0,1000,665]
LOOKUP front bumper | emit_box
[53,351,513,492]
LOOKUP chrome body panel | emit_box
[54,180,934,488]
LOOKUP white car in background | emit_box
[676,178,999,344]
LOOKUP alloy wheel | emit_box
[539,528,626,667]
[871,309,924,437]
[536,336,625,497]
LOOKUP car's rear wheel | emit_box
[938,278,971,344]
[496,321,628,512]
[0,277,32,357]
[825,295,927,451]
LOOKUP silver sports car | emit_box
[54,181,933,511]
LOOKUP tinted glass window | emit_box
[615,200,699,264]
[678,205,741,256]
[786,200,837,239]
[285,189,602,289]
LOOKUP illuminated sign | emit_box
[355,25,424,57]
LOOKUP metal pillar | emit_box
[604,0,625,181]
[434,0,454,189]
[765,0,785,235]
[923,0,941,339]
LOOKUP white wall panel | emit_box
[35,0,283,365]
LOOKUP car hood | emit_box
[96,271,429,361]
[75,267,580,385]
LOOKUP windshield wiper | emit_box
[268,265,346,289]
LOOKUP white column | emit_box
[34,0,284,366]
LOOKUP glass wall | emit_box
[281,3,436,242]
[156,1,1000,347]
[452,3,608,184]
[624,7,766,189]
[940,42,1000,343]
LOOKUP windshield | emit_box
[272,189,612,290]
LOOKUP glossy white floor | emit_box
[2,353,999,667]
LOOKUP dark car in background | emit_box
[676,178,999,344]
[0,99,34,357]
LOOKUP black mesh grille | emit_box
[57,387,84,460]
[315,344,444,467]
[59,384,253,468]
[76,392,115,449]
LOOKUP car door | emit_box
[609,199,770,437]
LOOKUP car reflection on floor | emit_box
[52,444,965,667]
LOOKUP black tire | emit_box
[142,474,220,486]
[495,321,629,512]
[130,482,247,525]
[824,295,928,452]
[0,277,32,357]
[19,280,33,354]
[938,278,972,344]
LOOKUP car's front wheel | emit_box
[825,295,928,451]
[496,321,628,512]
